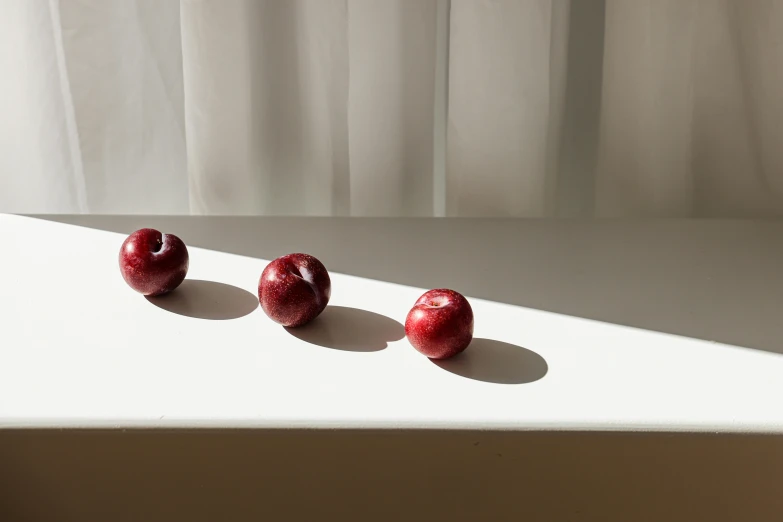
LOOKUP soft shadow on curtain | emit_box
[1,0,782,217]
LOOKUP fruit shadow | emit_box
[146,279,258,320]
[285,306,404,353]
[432,339,548,385]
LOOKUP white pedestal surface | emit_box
[1,214,782,521]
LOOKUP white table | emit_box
[2,214,782,521]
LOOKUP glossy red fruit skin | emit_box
[119,228,189,296]
[258,253,331,328]
[405,289,474,360]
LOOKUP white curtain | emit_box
[2,0,783,217]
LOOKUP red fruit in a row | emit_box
[119,230,473,358]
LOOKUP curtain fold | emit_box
[182,0,352,216]
[447,0,569,217]
[2,0,783,217]
[0,0,188,214]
